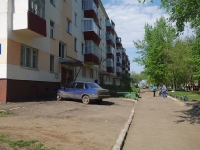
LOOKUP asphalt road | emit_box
[123,89,200,150]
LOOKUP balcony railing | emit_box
[106,60,114,67]
[83,0,98,14]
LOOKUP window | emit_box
[50,0,55,5]
[0,44,1,55]
[29,0,45,19]
[66,83,75,88]
[75,13,77,26]
[20,45,38,69]
[82,67,86,77]
[82,43,84,55]
[50,21,54,38]
[50,55,54,72]
[90,69,93,78]
[74,38,77,51]
[66,20,71,34]
[59,43,65,58]
[75,83,84,89]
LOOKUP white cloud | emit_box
[103,1,165,73]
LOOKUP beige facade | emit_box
[0,0,130,102]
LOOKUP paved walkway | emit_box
[123,89,200,150]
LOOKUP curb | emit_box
[112,101,137,150]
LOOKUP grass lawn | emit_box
[168,91,200,102]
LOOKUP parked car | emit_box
[56,81,110,104]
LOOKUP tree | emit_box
[138,0,200,32]
[131,71,142,85]
[133,17,177,84]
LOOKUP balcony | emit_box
[116,37,122,48]
[83,19,101,45]
[13,0,46,38]
[116,66,122,76]
[13,11,46,38]
[106,19,115,35]
[106,33,115,48]
[84,40,99,65]
[116,62,122,67]
[83,0,99,24]
[106,59,114,73]
[106,46,114,60]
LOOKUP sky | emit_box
[101,0,164,73]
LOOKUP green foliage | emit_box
[0,135,57,150]
[138,0,200,32]
[133,17,177,84]
[0,110,14,117]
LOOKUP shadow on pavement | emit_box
[174,102,200,124]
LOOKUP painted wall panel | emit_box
[7,64,61,82]
[0,64,7,78]
[0,39,7,64]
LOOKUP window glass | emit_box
[66,83,74,88]
[75,83,84,89]
[88,83,102,89]
[20,45,38,69]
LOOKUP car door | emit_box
[73,83,84,99]
[63,82,75,99]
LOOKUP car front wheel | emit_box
[82,95,90,104]
[57,93,62,101]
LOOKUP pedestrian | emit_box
[158,85,162,96]
[152,85,157,97]
[162,85,167,98]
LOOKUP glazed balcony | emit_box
[84,40,99,65]
[83,0,99,24]
[116,62,122,67]
[116,37,122,47]
[116,66,122,76]
[106,59,114,73]
[106,19,115,35]
[83,19,101,45]
[106,46,115,60]
[13,0,46,37]
[106,33,115,48]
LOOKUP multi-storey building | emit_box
[0,0,130,102]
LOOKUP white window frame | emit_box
[20,44,38,69]
[50,21,54,38]
[50,55,54,72]
[59,42,65,58]
[75,13,77,26]
[29,0,45,19]
[66,19,71,34]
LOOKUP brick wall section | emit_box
[1,79,60,102]
[0,79,7,103]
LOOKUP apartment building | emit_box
[0,0,130,102]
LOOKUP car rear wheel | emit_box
[82,95,90,104]
[57,93,62,101]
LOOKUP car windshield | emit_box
[87,83,102,89]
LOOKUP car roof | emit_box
[71,81,96,84]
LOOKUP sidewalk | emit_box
[123,89,200,150]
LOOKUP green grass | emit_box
[0,135,58,150]
[0,110,14,117]
[169,91,200,101]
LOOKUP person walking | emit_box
[152,85,157,97]
[162,85,167,98]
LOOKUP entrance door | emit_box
[67,70,73,85]
[61,67,66,87]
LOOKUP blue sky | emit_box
[101,0,163,73]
